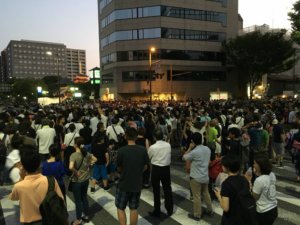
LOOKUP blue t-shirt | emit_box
[42,161,66,186]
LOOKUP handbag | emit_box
[68,155,84,192]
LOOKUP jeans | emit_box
[73,179,89,219]
[190,179,213,217]
[151,165,173,215]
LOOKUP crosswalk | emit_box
[1,160,300,225]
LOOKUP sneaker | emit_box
[90,187,95,193]
[103,186,110,191]
[188,213,200,221]
[204,210,214,217]
[143,183,150,188]
[81,215,90,223]
[148,211,161,218]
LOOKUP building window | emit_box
[167,70,226,81]
[122,71,149,82]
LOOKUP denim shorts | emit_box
[92,164,108,180]
[115,186,141,210]
[108,162,117,173]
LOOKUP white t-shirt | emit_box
[253,172,277,213]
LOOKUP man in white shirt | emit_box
[106,118,125,144]
[36,118,56,161]
[148,129,174,217]
[90,110,100,136]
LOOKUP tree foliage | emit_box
[222,31,296,99]
[12,78,46,100]
[289,0,300,44]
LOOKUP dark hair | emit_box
[69,123,76,132]
[125,127,138,141]
[74,136,87,157]
[11,134,24,149]
[221,154,241,173]
[20,145,41,173]
[254,156,272,175]
[228,127,241,138]
[191,132,202,145]
[49,144,61,161]
[137,127,145,136]
[154,129,164,141]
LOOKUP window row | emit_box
[101,5,227,28]
[167,70,226,81]
[101,28,161,49]
[101,49,223,65]
[99,0,112,13]
[122,70,226,82]
[12,45,65,51]
[207,0,227,7]
[101,28,225,48]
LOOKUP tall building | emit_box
[1,40,86,81]
[98,0,240,100]
[66,48,87,80]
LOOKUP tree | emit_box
[222,31,296,99]
[12,78,46,100]
[289,0,300,44]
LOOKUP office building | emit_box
[98,0,240,100]
[1,40,86,81]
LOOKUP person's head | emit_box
[191,132,202,145]
[137,127,145,136]
[41,118,50,126]
[221,154,241,174]
[20,145,40,174]
[11,134,24,149]
[69,123,76,132]
[74,136,87,157]
[83,119,90,127]
[97,122,104,131]
[154,129,164,141]
[254,156,272,175]
[228,127,240,139]
[125,127,138,141]
[49,144,61,161]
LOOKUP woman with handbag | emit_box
[69,136,97,225]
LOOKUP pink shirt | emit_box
[9,173,64,223]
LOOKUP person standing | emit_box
[69,137,97,225]
[36,118,56,161]
[148,129,174,217]
[115,127,149,225]
[183,132,214,221]
[272,117,285,167]
[252,156,278,225]
[9,144,64,224]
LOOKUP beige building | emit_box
[99,0,240,100]
[66,48,86,80]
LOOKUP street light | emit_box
[149,47,156,105]
[46,51,61,103]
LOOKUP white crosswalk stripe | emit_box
[1,164,300,225]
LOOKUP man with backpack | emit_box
[9,144,67,225]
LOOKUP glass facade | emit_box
[101,49,224,65]
[101,6,227,28]
[167,70,226,81]
[101,28,225,49]
[99,0,112,13]
[122,70,226,82]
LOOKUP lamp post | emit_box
[46,51,61,103]
[149,47,156,105]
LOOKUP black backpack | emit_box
[40,176,68,225]
[0,134,8,167]
[231,177,258,225]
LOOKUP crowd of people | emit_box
[0,98,300,225]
